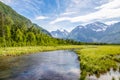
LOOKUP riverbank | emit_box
[76,45,120,80]
[0,45,84,56]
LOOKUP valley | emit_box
[0,1,120,80]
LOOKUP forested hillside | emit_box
[0,1,79,47]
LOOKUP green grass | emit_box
[0,45,84,56]
[76,45,120,79]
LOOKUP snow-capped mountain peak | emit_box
[59,28,66,32]
[86,22,108,32]
[51,29,69,39]
[51,21,120,43]
[76,25,84,29]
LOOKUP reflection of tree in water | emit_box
[0,56,14,70]
[0,56,29,80]
[0,56,15,79]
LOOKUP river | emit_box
[0,50,80,80]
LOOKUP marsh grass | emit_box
[0,45,85,56]
[76,45,120,79]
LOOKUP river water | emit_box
[0,50,80,80]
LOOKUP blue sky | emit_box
[0,0,120,32]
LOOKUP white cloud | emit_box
[0,0,12,4]
[95,0,120,9]
[65,0,108,12]
[50,0,120,24]
[50,17,71,24]
[105,21,119,25]
[71,8,120,22]
[66,0,91,12]
[61,12,77,16]
[35,16,48,20]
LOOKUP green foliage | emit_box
[26,32,36,45]
[0,45,83,56]
[112,77,115,80]
[76,45,120,78]
[80,71,87,80]
[15,29,23,42]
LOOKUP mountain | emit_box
[33,24,51,36]
[85,22,108,32]
[99,22,120,43]
[0,1,56,47]
[0,1,50,35]
[68,22,120,43]
[68,22,108,42]
[51,21,120,43]
[51,29,69,39]
[0,1,31,25]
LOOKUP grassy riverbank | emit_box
[76,45,120,80]
[0,45,84,56]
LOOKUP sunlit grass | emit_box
[0,45,84,56]
[76,45,120,79]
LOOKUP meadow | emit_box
[0,45,84,56]
[76,45,120,80]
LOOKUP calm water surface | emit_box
[0,50,80,80]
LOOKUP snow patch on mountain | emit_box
[86,22,108,32]
[51,29,69,39]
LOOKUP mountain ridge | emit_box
[51,21,120,43]
[51,29,69,39]
[0,1,50,35]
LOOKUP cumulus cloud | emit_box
[50,0,120,24]
[35,16,48,20]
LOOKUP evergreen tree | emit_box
[15,29,23,42]
[26,32,36,45]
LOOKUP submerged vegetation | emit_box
[76,45,120,80]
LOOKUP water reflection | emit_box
[87,68,120,80]
[0,50,80,80]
